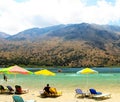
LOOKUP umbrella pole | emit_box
[86,74,88,93]
[14,74,16,84]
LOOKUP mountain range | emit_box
[0,23,120,67]
[1,23,119,41]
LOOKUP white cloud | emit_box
[0,0,120,35]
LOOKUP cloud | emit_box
[0,0,120,34]
[29,15,60,27]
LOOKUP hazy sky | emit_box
[0,0,120,35]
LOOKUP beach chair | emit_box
[0,85,7,94]
[89,88,102,95]
[15,85,29,94]
[6,86,15,94]
[49,87,62,97]
[92,93,111,99]
[89,88,111,99]
[12,95,36,102]
[75,88,86,98]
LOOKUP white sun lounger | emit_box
[93,93,111,99]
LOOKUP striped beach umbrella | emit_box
[0,65,33,74]
[0,65,33,82]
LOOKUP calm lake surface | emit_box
[0,67,120,93]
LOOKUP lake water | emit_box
[0,67,120,93]
[27,67,120,73]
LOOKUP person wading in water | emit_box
[3,74,7,82]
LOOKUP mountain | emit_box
[0,32,10,38]
[6,23,120,42]
[6,24,65,41]
[47,23,119,41]
[0,23,120,67]
[6,23,120,50]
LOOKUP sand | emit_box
[0,89,119,102]
[0,72,120,102]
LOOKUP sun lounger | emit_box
[12,95,36,102]
[89,88,102,95]
[89,88,111,99]
[7,86,15,94]
[92,93,111,99]
[0,85,7,94]
[75,88,86,98]
[15,85,29,94]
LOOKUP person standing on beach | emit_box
[3,74,7,82]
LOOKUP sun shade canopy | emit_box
[34,69,55,76]
[76,68,98,74]
[0,65,33,74]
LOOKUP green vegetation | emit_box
[0,39,120,68]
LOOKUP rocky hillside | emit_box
[0,23,120,67]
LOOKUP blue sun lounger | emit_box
[89,88,102,95]
[75,88,86,98]
[89,88,111,99]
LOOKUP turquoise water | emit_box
[0,68,120,93]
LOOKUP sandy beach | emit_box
[0,68,120,102]
[0,88,119,102]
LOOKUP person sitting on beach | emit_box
[40,84,62,97]
[43,84,51,94]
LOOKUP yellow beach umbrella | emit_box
[34,69,55,86]
[77,68,98,74]
[77,68,98,92]
[34,69,55,76]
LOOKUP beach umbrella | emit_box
[6,65,33,74]
[34,69,55,86]
[34,69,55,76]
[0,65,33,82]
[76,68,98,74]
[0,65,33,74]
[76,68,98,91]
